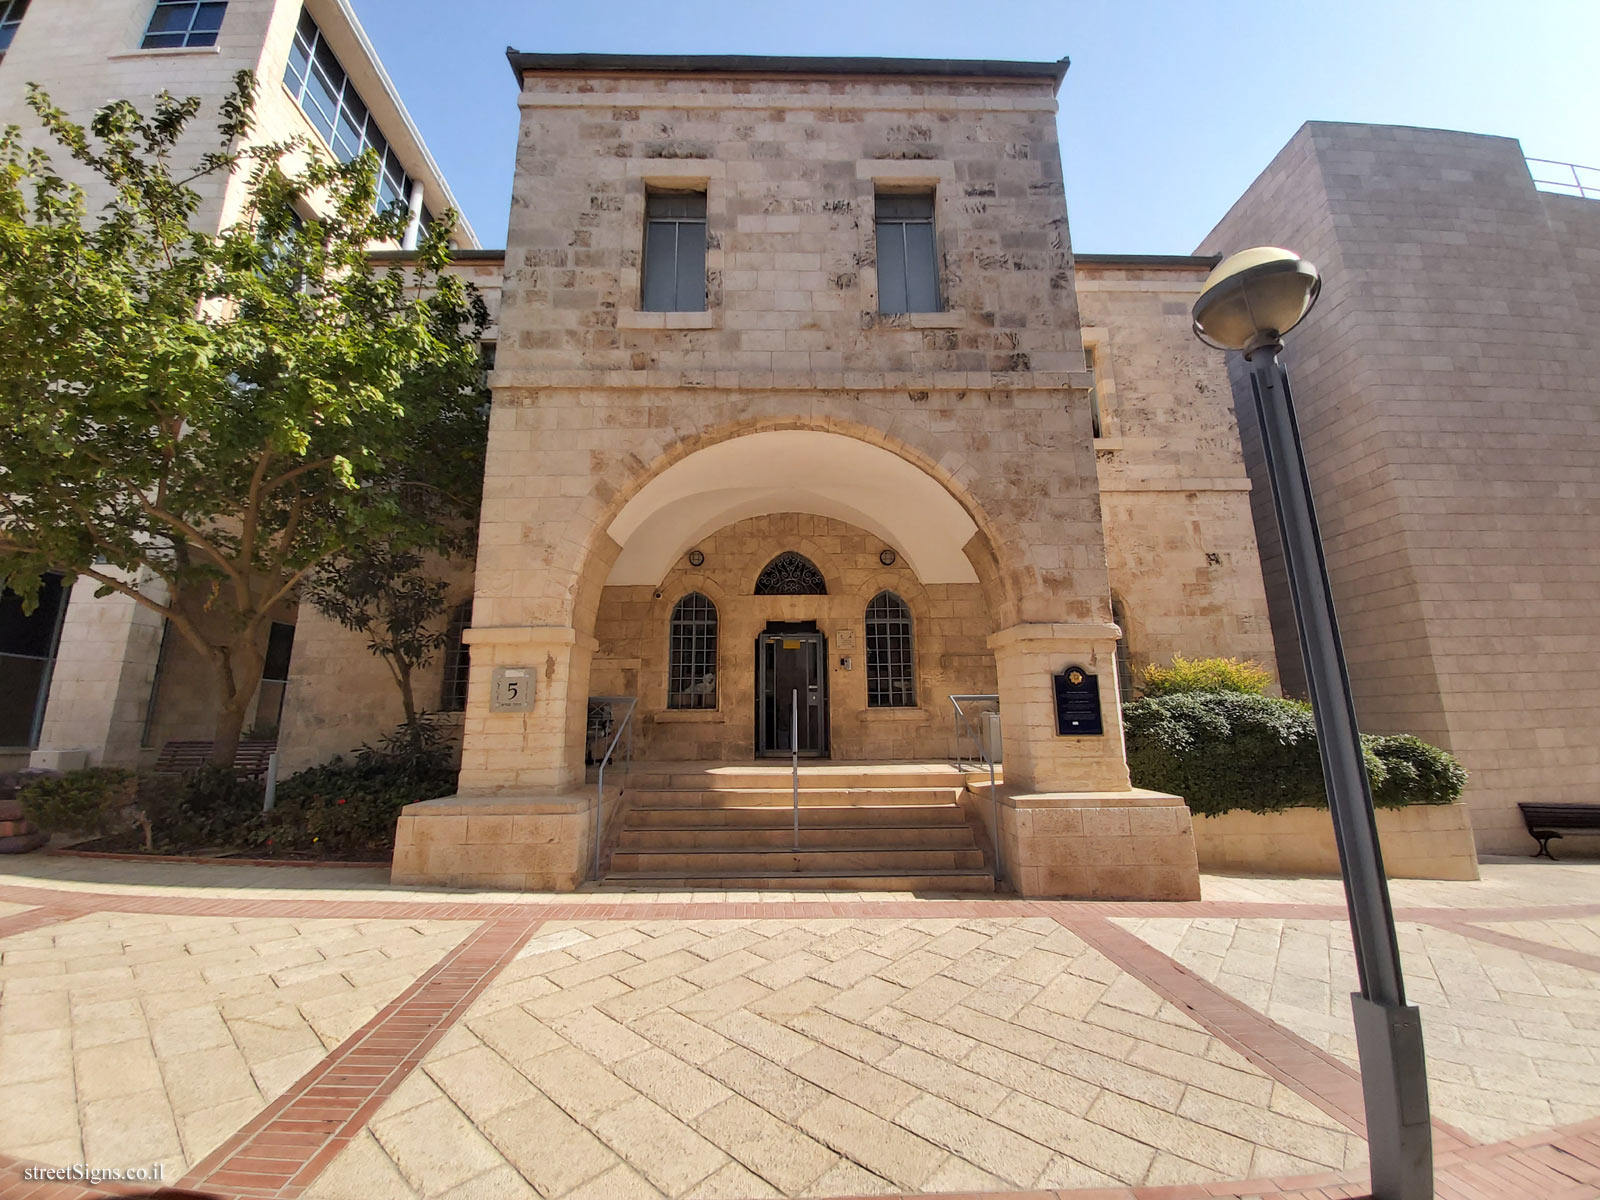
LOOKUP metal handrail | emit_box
[791,689,800,850]
[590,695,637,880]
[950,693,1001,882]
[1527,157,1600,200]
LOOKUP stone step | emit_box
[608,846,988,873]
[616,823,977,850]
[622,787,965,808]
[600,868,996,893]
[626,803,969,829]
[624,765,966,791]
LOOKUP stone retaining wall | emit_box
[1192,801,1479,880]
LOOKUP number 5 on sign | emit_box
[491,666,534,712]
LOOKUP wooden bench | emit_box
[154,740,277,778]
[1517,802,1600,859]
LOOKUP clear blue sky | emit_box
[351,0,1600,253]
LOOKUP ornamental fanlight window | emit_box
[754,552,826,596]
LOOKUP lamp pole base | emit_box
[1352,994,1433,1200]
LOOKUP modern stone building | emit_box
[1199,123,1600,855]
[0,0,476,773]
[5,13,1589,891]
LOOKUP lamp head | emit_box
[1192,246,1321,354]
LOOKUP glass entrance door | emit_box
[756,629,828,757]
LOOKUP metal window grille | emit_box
[754,551,826,596]
[0,0,30,54]
[141,0,226,48]
[641,192,707,312]
[667,593,717,710]
[865,590,916,708]
[1111,596,1134,701]
[875,191,940,314]
[0,573,68,749]
[440,600,472,712]
[283,8,414,213]
[1086,345,1104,438]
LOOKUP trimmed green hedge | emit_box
[1122,691,1465,817]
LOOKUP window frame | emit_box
[440,599,472,713]
[667,593,718,711]
[640,189,708,313]
[865,590,917,709]
[0,0,31,57]
[874,190,941,315]
[140,0,227,50]
[0,572,69,750]
[282,9,415,216]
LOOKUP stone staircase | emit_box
[601,763,995,891]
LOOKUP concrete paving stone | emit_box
[702,1045,828,1121]
[563,1161,667,1200]
[709,1008,816,1064]
[1124,1039,1275,1106]
[743,949,830,990]
[0,1076,80,1146]
[796,1094,948,1190]
[523,972,634,1019]
[173,1095,261,1167]
[1175,1083,1352,1168]
[682,1159,781,1199]
[956,971,1042,1019]
[671,975,771,1020]
[804,1156,896,1197]
[630,1008,739,1066]
[617,949,710,989]
[435,1163,541,1200]
[466,1003,568,1067]
[1087,1090,1255,1177]
[780,1009,898,1063]
[479,1092,621,1197]
[613,1046,734,1121]
[787,1045,919,1116]
[885,972,972,1021]
[808,948,895,989]
[863,1007,979,1060]
[371,1095,511,1197]
[80,1087,183,1178]
[547,1006,656,1064]
[157,1044,261,1116]
[877,1044,1009,1116]
[301,1129,420,1200]
[819,974,906,1021]
[545,948,647,990]
[746,976,839,1019]
[424,1044,543,1124]
[592,1094,730,1197]
[938,947,1015,988]
[895,1092,1054,1185]
[958,1042,1100,1116]
[517,1043,641,1122]
[0,1027,71,1085]
[75,1036,164,1102]
[693,1094,837,1193]
[873,947,954,989]
[918,1153,1012,1193]
[1033,1152,1123,1190]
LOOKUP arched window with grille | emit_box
[668,593,717,709]
[865,590,916,708]
[1111,595,1133,702]
[440,600,472,712]
[754,551,826,595]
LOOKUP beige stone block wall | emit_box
[391,794,591,890]
[590,512,996,762]
[1200,123,1600,853]
[994,788,1201,900]
[1192,802,1479,881]
[1077,261,1280,687]
[32,574,166,767]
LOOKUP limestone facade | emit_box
[1199,123,1600,854]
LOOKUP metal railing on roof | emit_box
[1527,158,1600,200]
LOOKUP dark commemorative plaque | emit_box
[1053,665,1104,736]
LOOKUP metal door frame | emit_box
[755,626,829,758]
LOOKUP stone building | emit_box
[0,0,476,773]
[1199,123,1600,855]
[13,20,1581,892]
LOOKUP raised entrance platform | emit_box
[602,761,995,892]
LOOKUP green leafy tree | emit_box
[0,73,488,765]
[305,544,455,744]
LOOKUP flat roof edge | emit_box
[506,51,1070,92]
[368,248,507,263]
[1074,253,1222,268]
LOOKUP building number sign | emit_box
[491,666,534,712]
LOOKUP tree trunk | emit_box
[210,697,250,767]
[396,659,420,751]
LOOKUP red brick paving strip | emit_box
[1430,919,1600,976]
[0,900,94,940]
[176,914,542,1199]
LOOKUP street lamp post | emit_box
[1193,248,1433,1200]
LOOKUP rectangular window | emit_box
[0,0,31,57]
[251,621,295,737]
[283,8,415,216]
[1086,345,1103,438]
[141,0,227,49]
[0,573,68,749]
[641,191,707,312]
[875,191,939,314]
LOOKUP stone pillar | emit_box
[32,574,167,769]
[392,625,599,890]
[987,621,1201,900]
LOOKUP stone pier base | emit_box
[391,793,593,890]
[996,788,1202,900]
